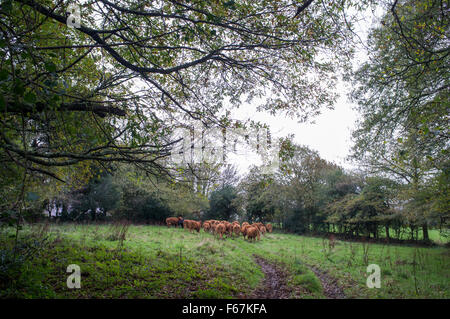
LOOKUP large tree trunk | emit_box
[422,223,429,241]
[385,225,390,242]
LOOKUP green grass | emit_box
[373,227,450,244]
[0,223,448,299]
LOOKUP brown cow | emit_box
[232,224,241,237]
[259,225,266,236]
[166,217,180,227]
[216,223,226,240]
[203,221,211,233]
[266,223,273,233]
[185,219,197,232]
[241,224,251,239]
[183,219,201,233]
[191,220,201,233]
[224,222,233,235]
[253,222,263,229]
[246,226,260,242]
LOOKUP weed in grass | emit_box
[347,242,356,267]
[106,221,130,243]
[361,241,370,265]
[292,273,322,294]
[178,245,184,263]
[399,272,408,279]
[321,238,335,262]
[196,239,218,255]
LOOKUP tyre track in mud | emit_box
[247,255,293,299]
[241,255,346,299]
[307,265,346,299]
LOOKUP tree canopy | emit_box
[0,0,368,185]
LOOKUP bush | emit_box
[0,231,50,297]
[283,208,309,234]
[206,185,239,221]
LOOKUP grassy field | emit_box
[373,227,449,244]
[1,223,449,299]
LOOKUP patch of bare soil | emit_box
[308,265,346,299]
[246,256,293,299]
[241,255,346,299]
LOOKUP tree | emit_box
[68,173,120,221]
[325,176,400,239]
[206,184,239,221]
[349,0,449,239]
[219,164,240,188]
[0,0,370,183]
[238,166,277,223]
[351,0,449,156]
[278,144,338,233]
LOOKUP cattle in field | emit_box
[224,221,233,235]
[166,217,181,227]
[191,220,201,233]
[215,223,226,239]
[167,217,270,243]
[246,226,260,242]
[241,224,251,239]
[232,224,241,237]
[184,219,195,232]
[183,219,201,233]
[253,222,263,229]
[259,225,266,236]
[203,221,211,233]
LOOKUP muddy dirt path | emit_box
[247,256,293,299]
[243,255,346,299]
[308,265,346,299]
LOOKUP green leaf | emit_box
[44,61,57,73]
[13,79,25,96]
[0,69,8,81]
[2,0,13,13]
[223,1,236,9]
[24,92,36,103]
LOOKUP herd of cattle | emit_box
[165,217,273,241]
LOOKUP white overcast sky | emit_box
[229,83,359,171]
[225,82,358,175]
